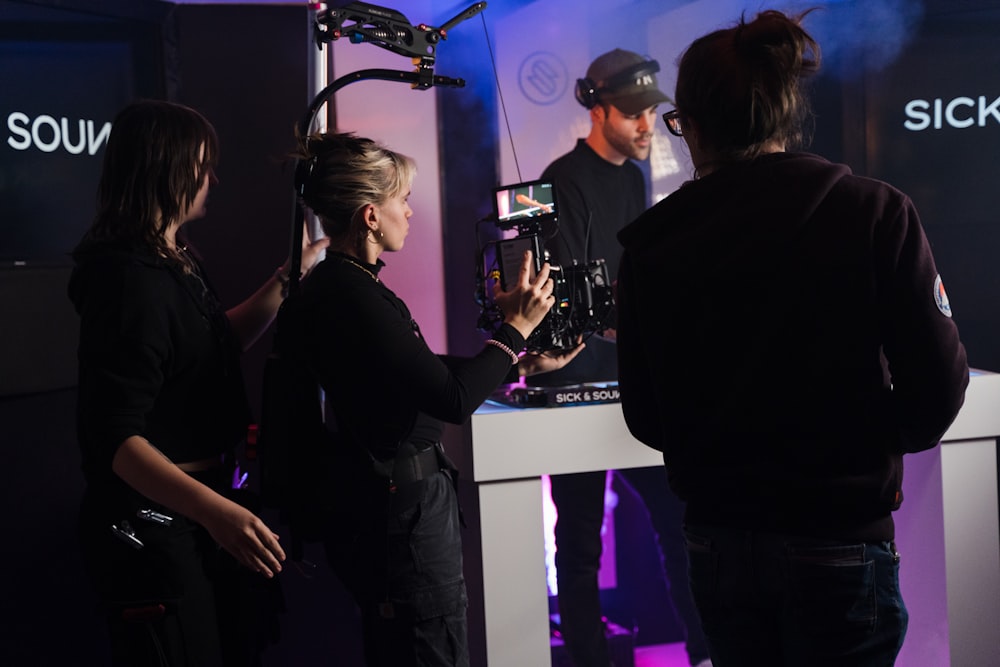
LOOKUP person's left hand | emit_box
[518,337,585,377]
[298,223,331,276]
[277,223,330,283]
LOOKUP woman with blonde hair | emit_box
[279,131,580,666]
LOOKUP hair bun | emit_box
[736,10,820,76]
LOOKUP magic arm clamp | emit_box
[313,2,487,68]
[286,1,486,294]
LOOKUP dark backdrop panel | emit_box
[437,26,501,358]
[173,3,307,420]
[861,7,1000,371]
[0,265,79,395]
[0,388,109,665]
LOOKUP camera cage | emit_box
[476,179,615,353]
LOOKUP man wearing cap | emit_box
[536,49,712,667]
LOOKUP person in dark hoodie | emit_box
[68,99,328,665]
[615,10,968,667]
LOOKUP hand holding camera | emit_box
[492,250,556,340]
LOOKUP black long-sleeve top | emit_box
[68,243,250,487]
[616,152,969,541]
[535,139,646,385]
[280,252,525,462]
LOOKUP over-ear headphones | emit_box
[574,58,661,109]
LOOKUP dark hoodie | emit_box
[616,152,968,540]
[68,242,250,487]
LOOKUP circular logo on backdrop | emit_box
[934,274,952,317]
[518,52,569,106]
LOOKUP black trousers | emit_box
[550,466,709,667]
[324,469,468,667]
[78,478,280,667]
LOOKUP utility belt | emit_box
[370,442,456,490]
[368,442,464,525]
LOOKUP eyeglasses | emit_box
[662,109,683,137]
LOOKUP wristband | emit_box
[485,338,520,364]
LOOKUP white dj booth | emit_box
[444,371,1000,667]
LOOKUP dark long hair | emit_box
[675,9,821,162]
[76,99,218,256]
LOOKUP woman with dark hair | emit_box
[616,10,968,666]
[69,99,327,665]
[277,131,580,666]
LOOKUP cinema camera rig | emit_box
[477,180,615,353]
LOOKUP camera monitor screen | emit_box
[492,179,557,228]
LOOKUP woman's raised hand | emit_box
[493,250,556,339]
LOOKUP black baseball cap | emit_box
[587,48,671,115]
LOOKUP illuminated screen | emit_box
[0,0,172,265]
[493,179,557,228]
[858,7,1000,372]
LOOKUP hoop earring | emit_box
[367,227,384,244]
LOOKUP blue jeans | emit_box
[684,525,907,667]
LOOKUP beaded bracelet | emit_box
[485,338,520,365]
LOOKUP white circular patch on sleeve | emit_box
[934,274,952,318]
